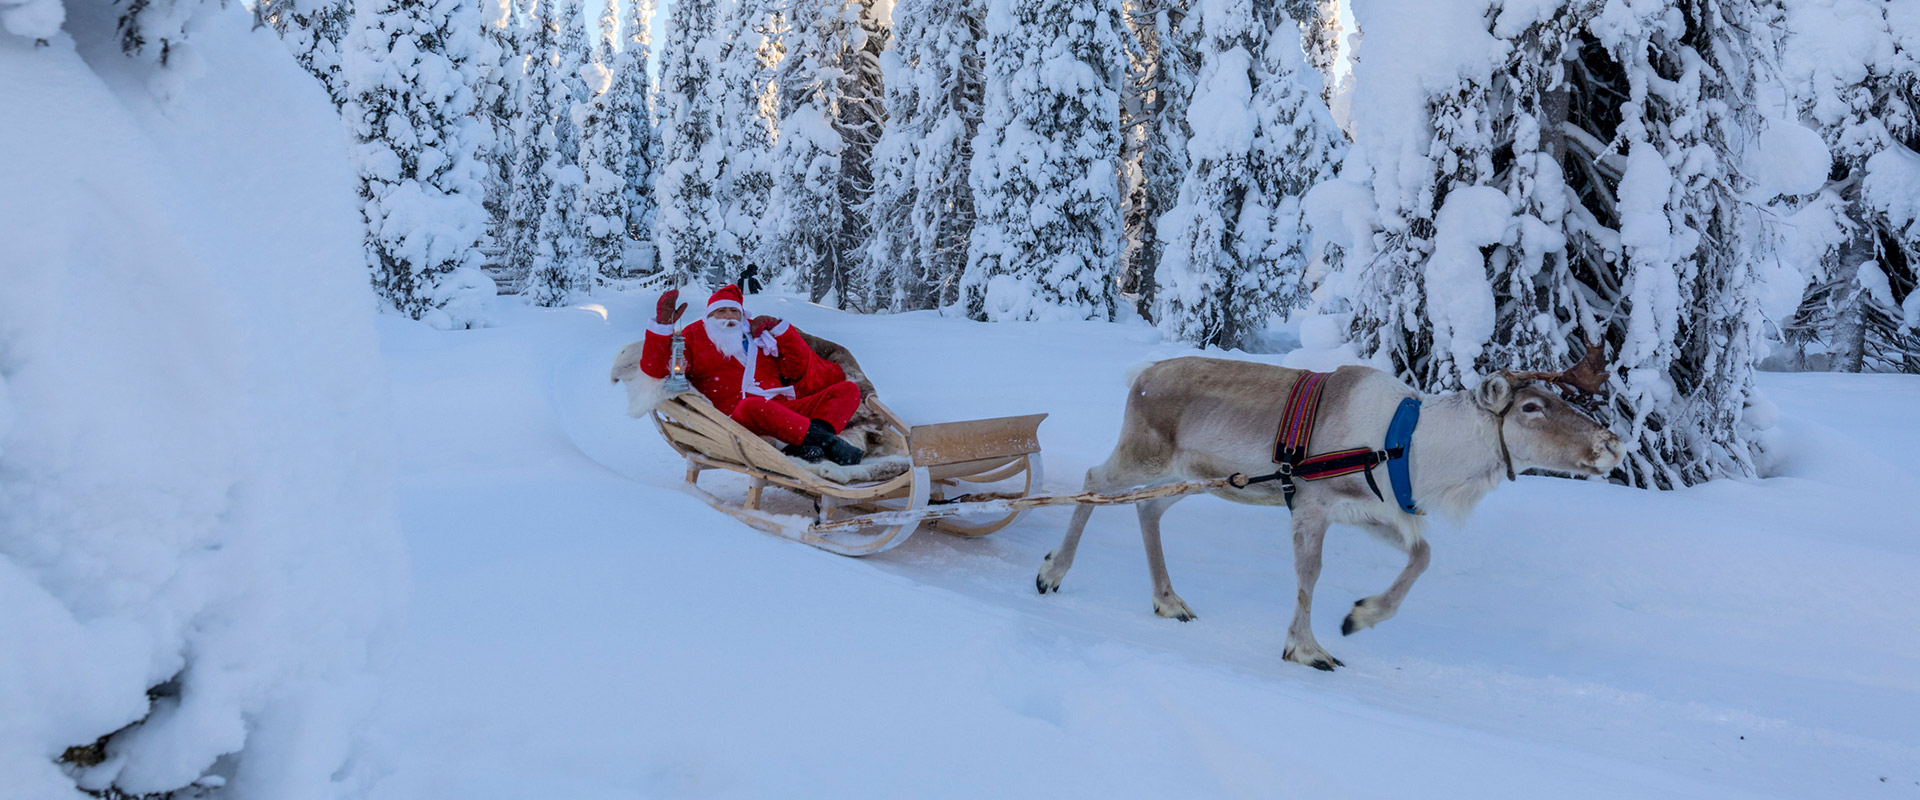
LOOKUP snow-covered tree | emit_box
[522,0,593,305]
[341,0,490,327]
[504,0,590,306]
[117,0,202,66]
[257,0,353,104]
[861,0,984,311]
[1121,0,1197,316]
[577,0,630,283]
[961,0,1127,321]
[1777,0,1920,373]
[770,0,889,305]
[654,0,729,284]
[716,0,784,281]
[1312,0,1777,488]
[1152,0,1343,348]
[474,0,521,239]
[1280,0,1341,95]
[611,0,659,271]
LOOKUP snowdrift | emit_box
[0,7,404,799]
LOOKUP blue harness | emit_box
[1384,398,1422,515]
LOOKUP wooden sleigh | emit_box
[651,391,1050,556]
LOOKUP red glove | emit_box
[750,315,782,338]
[655,290,687,326]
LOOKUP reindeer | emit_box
[1035,348,1624,671]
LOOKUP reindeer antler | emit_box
[1515,342,1610,396]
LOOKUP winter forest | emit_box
[6,0,1920,796]
[244,0,1916,489]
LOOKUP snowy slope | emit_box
[365,293,1919,798]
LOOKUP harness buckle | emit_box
[1277,461,1293,476]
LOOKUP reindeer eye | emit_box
[1521,401,1544,413]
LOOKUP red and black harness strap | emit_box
[1234,371,1399,509]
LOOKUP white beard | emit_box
[707,318,748,361]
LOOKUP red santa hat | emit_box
[705,284,745,317]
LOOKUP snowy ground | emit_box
[358,292,1920,799]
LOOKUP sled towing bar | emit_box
[808,474,1247,534]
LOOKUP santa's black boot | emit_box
[803,419,864,466]
[782,442,826,462]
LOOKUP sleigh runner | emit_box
[651,390,1053,555]
[652,391,1247,555]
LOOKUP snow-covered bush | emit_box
[1,7,404,798]
[961,0,1128,322]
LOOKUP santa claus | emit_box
[637,284,865,465]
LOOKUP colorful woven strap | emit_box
[1274,371,1330,463]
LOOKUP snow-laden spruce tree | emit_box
[1119,0,1197,314]
[862,0,984,311]
[576,0,630,283]
[475,0,521,239]
[257,0,353,104]
[1777,0,1920,373]
[116,0,210,74]
[654,0,729,285]
[522,0,594,305]
[961,0,1127,321]
[612,0,659,270]
[1280,0,1341,96]
[715,0,784,282]
[502,0,554,292]
[341,0,491,327]
[1152,0,1343,348]
[770,0,889,305]
[1310,0,1776,488]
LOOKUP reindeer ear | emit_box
[1474,373,1514,413]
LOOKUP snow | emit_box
[1751,120,1833,197]
[1,8,401,798]
[1425,185,1512,381]
[356,292,1918,798]
[1863,143,1920,234]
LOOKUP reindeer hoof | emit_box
[1342,597,1392,636]
[1036,552,1067,594]
[1153,594,1196,622]
[1283,644,1343,671]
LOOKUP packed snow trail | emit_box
[362,293,1919,798]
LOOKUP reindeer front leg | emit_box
[1283,506,1342,671]
[1343,532,1430,636]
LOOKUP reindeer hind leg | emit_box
[1137,494,1196,621]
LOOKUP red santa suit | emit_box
[638,285,862,446]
